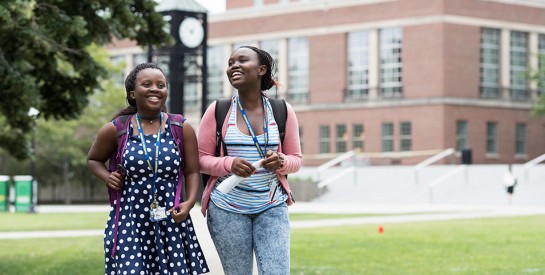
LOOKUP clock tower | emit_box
[155,0,208,116]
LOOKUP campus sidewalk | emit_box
[2,202,545,275]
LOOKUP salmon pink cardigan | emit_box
[198,99,303,215]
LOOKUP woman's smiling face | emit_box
[131,68,168,111]
[226,47,266,90]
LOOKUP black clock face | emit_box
[179,17,204,48]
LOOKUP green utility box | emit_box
[0,175,9,212]
[13,175,33,212]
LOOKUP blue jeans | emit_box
[207,202,290,275]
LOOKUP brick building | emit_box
[108,0,545,166]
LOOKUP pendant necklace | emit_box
[138,113,161,124]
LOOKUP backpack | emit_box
[201,98,288,186]
[107,113,185,257]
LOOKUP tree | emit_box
[0,44,128,203]
[34,45,127,203]
[0,0,173,159]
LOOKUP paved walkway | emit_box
[2,202,545,275]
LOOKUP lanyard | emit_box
[135,113,162,197]
[237,96,268,159]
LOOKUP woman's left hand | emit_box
[262,150,284,171]
[169,202,193,223]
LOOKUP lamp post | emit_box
[27,107,39,213]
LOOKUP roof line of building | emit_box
[208,14,545,45]
[210,0,545,23]
[211,0,398,22]
[293,97,534,113]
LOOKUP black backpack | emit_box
[201,98,288,186]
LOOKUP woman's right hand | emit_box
[231,158,256,178]
[107,171,124,190]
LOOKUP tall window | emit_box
[155,55,170,80]
[382,122,394,152]
[207,46,224,105]
[347,31,369,99]
[133,53,147,66]
[352,124,364,151]
[260,39,281,97]
[379,28,403,98]
[183,55,200,108]
[335,124,347,153]
[288,37,309,103]
[486,122,498,154]
[480,28,501,98]
[456,120,468,151]
[400,121,412,151]
[319,125,330,154]
[510,31,529,100]
[516,123,526,155]
[110,55,126,86]
[260,39,280,65]
[537,34,545,96]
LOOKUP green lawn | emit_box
[0,213,544,274]
[0,237,103,275]
[0,212,109,232]
[0,212,382,232]
[291,215,545,274]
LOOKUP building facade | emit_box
[108,0,545,166]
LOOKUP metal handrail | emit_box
[414,148,455,184]
[523,153,545,183]
[317,167,356,189]
[428,165,466,203]
[314,150,356,182]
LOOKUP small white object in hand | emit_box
[216,160,263,194]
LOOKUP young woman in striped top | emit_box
[198,46,303,274]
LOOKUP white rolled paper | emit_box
[216,159,263,194]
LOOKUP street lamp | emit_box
[27,107,39,213]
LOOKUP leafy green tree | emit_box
[0,44,127,203]
[0,0,172,159]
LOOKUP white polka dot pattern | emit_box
[104,121,209,274]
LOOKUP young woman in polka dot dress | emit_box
[88,63,209,274]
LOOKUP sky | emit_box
[195,0,226,14]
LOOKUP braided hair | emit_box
[114,63,167,118]
[238,46,277,92]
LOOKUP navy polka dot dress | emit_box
[104,120,209,275]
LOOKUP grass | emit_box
[0,237,103,275]
[290,215,545,274]
[0,212,385,232]
[0,212,544,274]
[0,212,109,232]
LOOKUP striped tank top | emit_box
[210,96,287,214]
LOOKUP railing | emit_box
[414,148,456,184]
[314,151,357,189]
[523,153,545,183]
[317,167,356,189]
[314,148,457,190]
[427,165,466,203]
[313,151,356,182]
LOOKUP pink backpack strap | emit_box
[168,113,185,210]
[108,114,132,258]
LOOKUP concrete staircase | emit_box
[290,164,545,205]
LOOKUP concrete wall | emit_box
[291,164,545,205]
